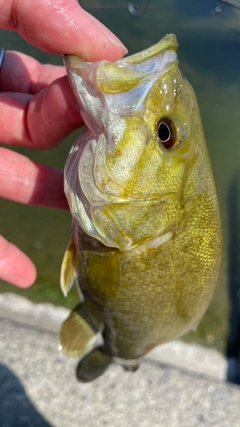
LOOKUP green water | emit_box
[1,0,240,352]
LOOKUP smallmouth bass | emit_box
[60,34,221,382]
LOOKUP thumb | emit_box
[1,0,127,61]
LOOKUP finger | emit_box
[0,148,69,209]
[0,235,36,287]
[0,76,83,148]
[0,51,66,94]
[1,0,127,61]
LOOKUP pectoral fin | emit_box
[59,299,103,357]
[60,237,78,296]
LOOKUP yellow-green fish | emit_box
[60,34,221,382]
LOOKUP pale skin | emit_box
[0,0,127,288]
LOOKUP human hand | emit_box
[0,0,127,287]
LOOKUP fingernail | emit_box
[85,11,128,55]
[103,29,128,55]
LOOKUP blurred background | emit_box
[0,0,240,356]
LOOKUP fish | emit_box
[59,34,221,382]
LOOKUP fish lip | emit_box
[63,54,84,69]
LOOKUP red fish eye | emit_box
[157,118,177,150]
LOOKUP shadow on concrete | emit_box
[0,363,51,427]
[226,171,240,385]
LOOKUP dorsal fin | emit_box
[60,237,78,296]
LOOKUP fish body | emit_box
[60,34,221,381]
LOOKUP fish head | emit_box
[64,34,205,251]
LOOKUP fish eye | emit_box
[157,118,177,150]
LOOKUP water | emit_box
[1,0,240,353]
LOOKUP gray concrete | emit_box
[0,293,239,427]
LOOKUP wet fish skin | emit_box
[59,34,221,381]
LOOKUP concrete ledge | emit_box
[0,293,239,427]
[0,292,226,379]
[0,292,68,333]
